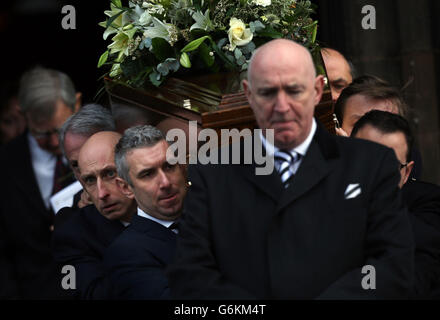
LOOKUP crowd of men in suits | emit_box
[1,38,439,300]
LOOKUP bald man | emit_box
[167,39,413,299]
[52,131,136,299]
[321,47,353,101]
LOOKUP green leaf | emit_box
[249,20,265,33]
[198,42,215,67]
[111,0,122,8]
[210,39,236,70]
[240,41,256,55]
[180,52,191,68]
[256,26,283,39]
[151,38,174,61]
[149,71,162,86]
[181,35,211,53]
[234,48,242,60]
[106,10,125,28]
[97,51,109,68]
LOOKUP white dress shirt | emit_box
[260,118,317,175]
[137,207,177,232]
[28,133,58,209]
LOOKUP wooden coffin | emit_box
[105,72,335,145]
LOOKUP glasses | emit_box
[30,128,60,140]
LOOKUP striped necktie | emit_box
[274,150,300,188]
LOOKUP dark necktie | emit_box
[274,150,301,188]
[52,155,74,195]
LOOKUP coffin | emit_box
[105,72,335,145]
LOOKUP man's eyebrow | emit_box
[80,173,94,181]
[136,167,153,178]
[331,78,349,85]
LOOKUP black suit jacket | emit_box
[0,132,68,299]
[402,180,440,298]
[104,214,177,299]
[167,123,414,299]
[52,205,126,299]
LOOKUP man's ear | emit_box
[116,177,135,199]
[74,92,82,112]
[403,160,415,185]
[314,75,325,106]
[242,79,252,103]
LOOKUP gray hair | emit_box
[18,66,76,123]
[59,103,116,158]
[115,125,165,186]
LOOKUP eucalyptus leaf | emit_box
[217,38,227,49]
[249,20,265,33]
[236,55,246,66]
[149,71,162,87]
[240,41,256,55]
[234,48,242,60]
[139,38,152,50]
[157,63,170,76]
[164,58,180,72]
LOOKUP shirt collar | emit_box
[260,118,317,157]
[27,131,56,163]
[137,207,175,229]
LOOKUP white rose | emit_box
[228,18,253,51]
[252,0,271,7]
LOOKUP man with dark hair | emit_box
[334,75,407,137]
[334,74,422,181]
[52,131,136,299]
[352,110,440,298]
[167,39,414,299]
[103,125,187,299]
[0,66,81,299]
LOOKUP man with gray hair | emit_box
[0,66,81,299]
[103,125,188,299]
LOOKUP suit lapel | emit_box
[277,123,340,212]
[240,163,283,203]
[11,133,49,216]
[131,215,176,243]
[83,205,126,247]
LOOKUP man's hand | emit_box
[78,190,93,208]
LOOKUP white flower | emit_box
[251,0,271,7]
[227,18,253,51]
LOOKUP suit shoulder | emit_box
[334,136,392,156]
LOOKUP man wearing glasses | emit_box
[0,66,81,299]
[352,110,440,298]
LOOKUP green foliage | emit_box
[151,37,174,61]
[99,0,320,87]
